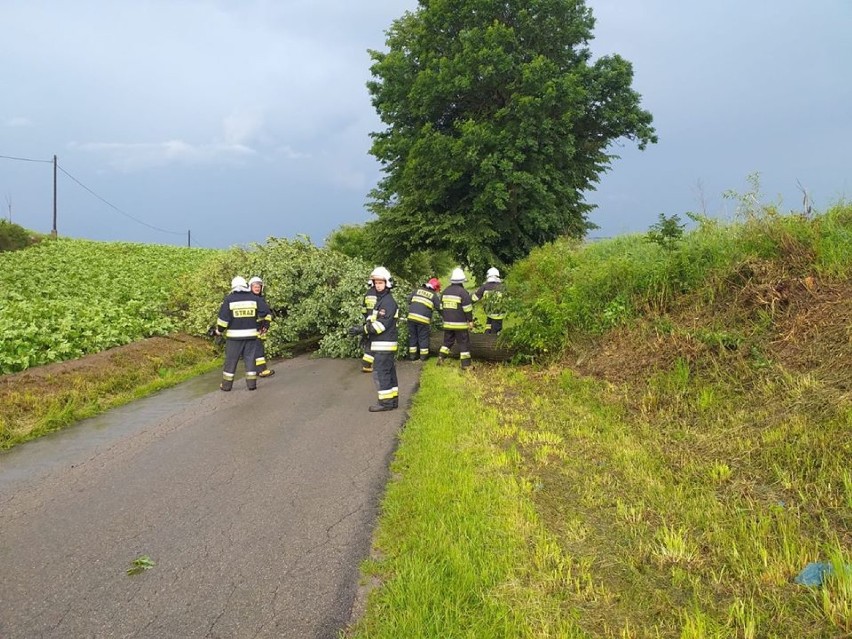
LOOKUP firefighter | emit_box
[406,277,441,361]
[438,268,474,369]
[215,276,271,391]
[360,279,378,373]
[249,276,275,377]
[348,266,399,411]
[471,267,505,334]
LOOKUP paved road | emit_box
[0,356,421,639]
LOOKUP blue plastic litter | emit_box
[794,562,833,587]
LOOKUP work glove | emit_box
[348,325,363,337]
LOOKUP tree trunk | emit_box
[429,331,516,362]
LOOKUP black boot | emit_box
[369,402,395,412]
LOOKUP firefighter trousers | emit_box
[254,335,269,372]
[439,329,471,368]
[222,338,258,390]
[485,317,503,334]
[372,351,398,407]
[360,336,373,372]
[407,321,431,360]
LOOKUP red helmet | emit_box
[427,277,441,291]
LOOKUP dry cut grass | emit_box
[474,268,851,637]
[0,334,221,449]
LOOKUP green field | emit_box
[0,238,218,374]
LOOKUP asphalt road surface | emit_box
[0,356,422,639]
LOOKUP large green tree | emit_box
[366,0,657,274]
[325,222,455,283]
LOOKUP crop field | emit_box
[0,238,218,374]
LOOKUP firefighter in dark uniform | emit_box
[215,276,271,391]
[360,281,378,373]
[471,267,505,334]
[406,277,441,361]
[438,268,474,369]
[349,266,399,411]
[249,276,275,377]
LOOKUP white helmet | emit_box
[248,276,263,286]
[370,266,393,287]
[486,267,501,282]
[450,267,466,283]
[231,276,248,291]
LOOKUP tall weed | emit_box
[504,204,851,357]
[815,202,852,277]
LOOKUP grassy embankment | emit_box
[348,204,851,638]
[0,336,221,449]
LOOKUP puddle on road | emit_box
[0,369,222,485]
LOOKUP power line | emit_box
[56,162,184,236]
[3,151,195,244]
[0,153,53,164]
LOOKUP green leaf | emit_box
[126,555,155,576]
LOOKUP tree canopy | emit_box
[366,0,657,275]
[325,222,455,283]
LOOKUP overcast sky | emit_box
[2,1,850,249]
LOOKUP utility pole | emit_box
[187,229,191,247]
[52,155,58,237]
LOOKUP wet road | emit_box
[0,356,421,639]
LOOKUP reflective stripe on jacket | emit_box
[362,286,378,318]
[217,291,271,339]
[407,286,441,324]
[440,283,473,330]
[365,288,398,351]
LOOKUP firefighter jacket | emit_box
[406,285,441,325]
[362,285,378,319]
[472,281,505,319]
[361,288,398,352]
[217,290,271,339]
[253,292,275,338]
[440,283,473,330]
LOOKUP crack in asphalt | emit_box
[1,358,420,638]
[205,581,238,638]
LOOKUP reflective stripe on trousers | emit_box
[222,339,258,390]
[408,321,430,358]
[372,351,398,405]
[440,329,471,368]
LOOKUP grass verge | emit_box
[349,353,850,637]
[0,335,221,449]
[347,363,591,638]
